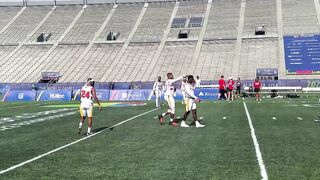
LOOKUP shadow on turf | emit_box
[80,126,114,136]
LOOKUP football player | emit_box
[175,75,205,128]
[158,73,184,126]
[152,76,164,108]
[181,77,188,104]
[78,78,102,135]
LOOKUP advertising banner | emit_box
[150,89,219,101]
[2,90,36,102]
[109,90,152,101]
[37,90,72,101]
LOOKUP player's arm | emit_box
[92,88,102,111]
[185,86,199,100]
[170,76,185,84]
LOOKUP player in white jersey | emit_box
[152,76,164,108]
[158,73,184,126]
[175,75,205,128]
[181,77,187,104]
[78,78,102,135]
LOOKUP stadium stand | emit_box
[243,0,278,37]
[62,5,113,43]
[168,0,206,40]
[239,38,279,79]
[0,6,51,44]
[0,7,21,32]
[196,40,236,80]
[29,5,82,42]
[149,41,196,81]
[282,0,319,35]
[204,0,241,39]
[0,0,319,84]
[0,45,51,82]
[98,3,143,42]
[132,2,175,42]
[63,43,123,82]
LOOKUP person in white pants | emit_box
[158,73,184,126]
[152,76,164,108]
[181,77,187,104]
[175,75,205,128]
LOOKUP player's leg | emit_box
[227,89,230,101]
[231,90,234,101]
[158,95,170,124]
[86,106,93,135]
[78,106,86,134]
[189,102,204,127]
[168,96,178,126]
[192,105,205,128]
[258,91,261,101]
[180,99,191,127]
[224,90,227,100]
[155,91,160,108]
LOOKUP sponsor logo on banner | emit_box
[96,92,103,99]
[49,94,65,99]
[3,90,36,102]
[18,93,24,100]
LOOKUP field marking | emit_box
[0,108,158,175]
[243,101,268,180]
[0,111,77,132]
[0,108,76,125]
[0,103,42,111]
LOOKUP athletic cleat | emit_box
[170,121,179,126]
[196,121,205,128]
[158,115,164,125]
[180,121,189,128]
[86,132,93,136]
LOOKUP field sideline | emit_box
[0,96,319,179]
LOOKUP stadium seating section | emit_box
[0,0,319,83]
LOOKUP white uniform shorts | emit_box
[164,95,175,114]
[185,98,197,112]
[80,102,93,118]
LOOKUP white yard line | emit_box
[0,108,157,175]
[243,101,268,180]
[0,103,46,111]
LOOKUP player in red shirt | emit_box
[253,77,262,101]
[227,77,235,101]
[218,75,227,100]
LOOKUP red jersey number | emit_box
[81,90,90,99]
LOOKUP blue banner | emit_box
[95,90,110,101]
[37,90,72,101]
[284,34,320,75]
[150,89,218,101]
[195,89,219,100]
[109,90,152,101]
[2,90,36,102]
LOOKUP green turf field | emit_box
[0,96,320,179]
